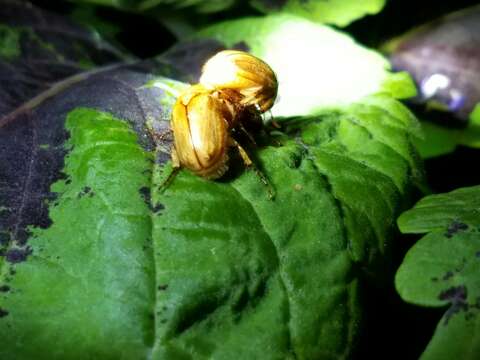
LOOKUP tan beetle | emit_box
[162,50,278,195]
[200,50,278,113]
[170,84,237,179]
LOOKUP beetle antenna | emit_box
[238,122,257,147]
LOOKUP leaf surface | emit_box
[145,93,422,359]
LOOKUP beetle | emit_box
[170,84,236,179]
[160,50,278,196]
[199,50,278,113]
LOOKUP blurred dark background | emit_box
[29,0,480,58]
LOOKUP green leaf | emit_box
[198,14,417,118]
[0,83,422,358]
[143,93,422,358]
[0,108,155,358]
[250,0,386,27]
[396,186,480,359]
[414,103,480,159]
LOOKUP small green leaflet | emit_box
[396,186,480,360]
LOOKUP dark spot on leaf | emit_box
[438,285,469,325]
[139,186,151,203]
[0,285,10,292]
[439,285,467,302]
[78,186,92,198]
[139,186,164,213]
[160,319,168,324]
[445,220,468,238]
[0,308,8,318]
[254,0,288,10]
[9,268,15,276]
[3,247,32,264]
[431,277,439,282]
[476,251,480,258]
[158,284,168,291]
[152,203,164,213]
[442,271,454,281]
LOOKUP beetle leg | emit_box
[171,147,180,168]
[233,140,253,167]
[231,139,275,200]
[157,148,181,193]
[238,122,257,147]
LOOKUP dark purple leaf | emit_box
[389,5,480,121]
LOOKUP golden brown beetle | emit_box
[199,50,278,113]
[162,50,277,195]
[170,84,235,179]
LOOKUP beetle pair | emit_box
[167,50,278,191]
